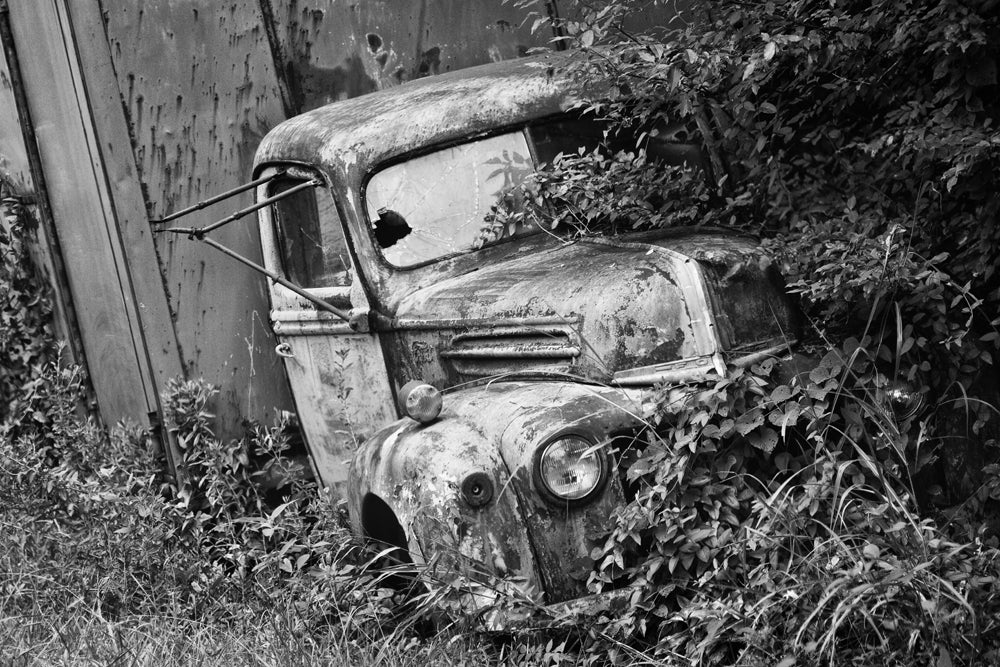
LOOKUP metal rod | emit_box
[152,170,286,225]
[195,178,318,236]
[156,179,319,237]
[200,236,351,322]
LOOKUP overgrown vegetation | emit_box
[0,197,492,664]
[500,0,1000,663]
[0,195,53,429]
[0,370,499,663]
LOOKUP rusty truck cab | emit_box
[251,53,801,607]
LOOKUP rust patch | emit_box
[415,46,441,77]
[287,56,378,110]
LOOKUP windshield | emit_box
[365,131,536,268]
[364,117,703,268]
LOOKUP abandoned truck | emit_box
[161,51,816,609]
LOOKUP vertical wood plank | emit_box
[62,0,186,464]
[6,0,157,423]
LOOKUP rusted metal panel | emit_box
[254,52,603,184]
[274,323,397,488]
[348,381,646,603]
[4,0,158,424]
[103,0,295,432]
[386,240,707,381]
[262,0,552,115]
[348,401,546,599]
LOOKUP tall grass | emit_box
[0,369,502,666]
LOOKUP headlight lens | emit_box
[886,380,924,420]
[538,436,604,501]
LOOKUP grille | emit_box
[441,325,580,380]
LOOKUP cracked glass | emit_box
[365,131,535,268]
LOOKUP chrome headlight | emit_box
[536,436,606,502]
[886,380,925,420]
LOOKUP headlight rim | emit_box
[532,432,609,505]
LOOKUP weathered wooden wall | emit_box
[3,0,182,434]
[263,0,544,115]
[102,1,291,435]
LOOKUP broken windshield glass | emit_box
[363,116,704,269]
[364,131,536,268]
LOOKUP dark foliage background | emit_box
[503,0,1000,663]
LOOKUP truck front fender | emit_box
[347,412,543,597]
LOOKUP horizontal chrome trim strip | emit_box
[611,362,717,386]
[271,308,353,322]
[391,315,580,331]
[442,345,581,359]
[272,320,357,336]
[450,325,574,341]
[729,341,795,368]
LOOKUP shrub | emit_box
[585,350,1000,664]
[499,0,1000,663]
[0,368,441,661]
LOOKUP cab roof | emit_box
[253,51,606,179]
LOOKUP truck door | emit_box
[257,166,397,493]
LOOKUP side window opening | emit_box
[270,177,352,288]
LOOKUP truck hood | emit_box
[385,230,787,386]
